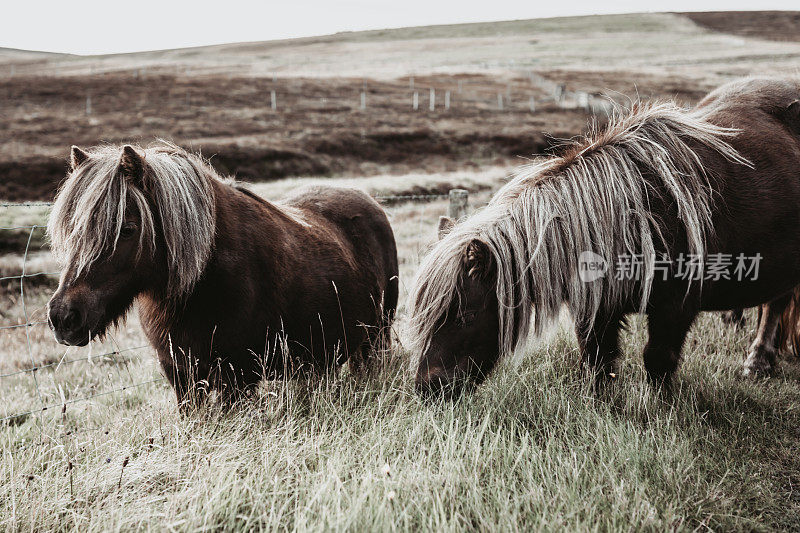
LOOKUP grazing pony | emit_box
[408,77,800,397]
[47,143,398,409]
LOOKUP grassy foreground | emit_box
[1,310,799,531]
[1,184,799,531]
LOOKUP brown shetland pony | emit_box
[408,77,800,397]
[47,143,398,410]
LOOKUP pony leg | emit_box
[575,312,625,386]
[643,305,698,387]
[349,330,384,376]
[161,360,210,414]
[773,286,800,359]
[721,308,746,330]
[351,286,398,376]
[208,361,262,408]
[744,293,792,377]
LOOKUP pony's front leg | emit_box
[643,304,698,388]
[160,356,211,414]
[744,293,791,377]
[575,312,625,387]
[211,365,262,408]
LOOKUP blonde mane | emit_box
[407,101,750,361]
[48,142,216,296]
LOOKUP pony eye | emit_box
[119,222,137,239]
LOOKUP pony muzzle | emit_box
[48,296,91,346]
[415,365,471,400]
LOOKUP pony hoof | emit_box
[742,352,774,378]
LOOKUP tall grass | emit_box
[1,188,798,531]
[1,310,799,531]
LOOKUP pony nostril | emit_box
[60,307,82,332]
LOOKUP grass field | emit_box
[3,10,800,531]
[1,174,799,531]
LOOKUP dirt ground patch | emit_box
[682,11,800,42]
[0,70,715,201]
[0,72,586,200]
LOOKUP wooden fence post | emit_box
[577,92,590,112]
[445,90,450,110]
[448,189,469,220]
[271,90,277,110]
[413,91,419,110]
[429,88,435,111]
[554,84,565,103]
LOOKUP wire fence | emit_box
[0,190,466,430]
[0,67,614,129]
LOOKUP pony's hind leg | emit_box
[643,304,698,388]
[744,293,792,377]
[575,312,625,388]
[208,359,263,408]
[349,329,385,376]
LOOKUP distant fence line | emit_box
[1,191,458,209]
[3,64,614,118]
[0,189,467,427]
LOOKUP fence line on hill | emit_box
[1,65,615,119]
[0,190,467,431]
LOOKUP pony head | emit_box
[411,223,502,398]
[47,143,215,345]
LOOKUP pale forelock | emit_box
[406,100,751,365]
[48,143,216,297]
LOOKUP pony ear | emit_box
[70,146,89,169]
[783,100,800,134]
[119,145,145,181]
[438,216,455,240]
[464,239,494,279]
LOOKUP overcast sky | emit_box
[3,1,798,55]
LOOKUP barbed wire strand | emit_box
[20,225,45,434]
[0,345,149,380]
[0,377,165,424]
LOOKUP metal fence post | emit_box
[448,189,469,220]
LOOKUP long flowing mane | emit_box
[407,101,750,361]
[48,142,216,296]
